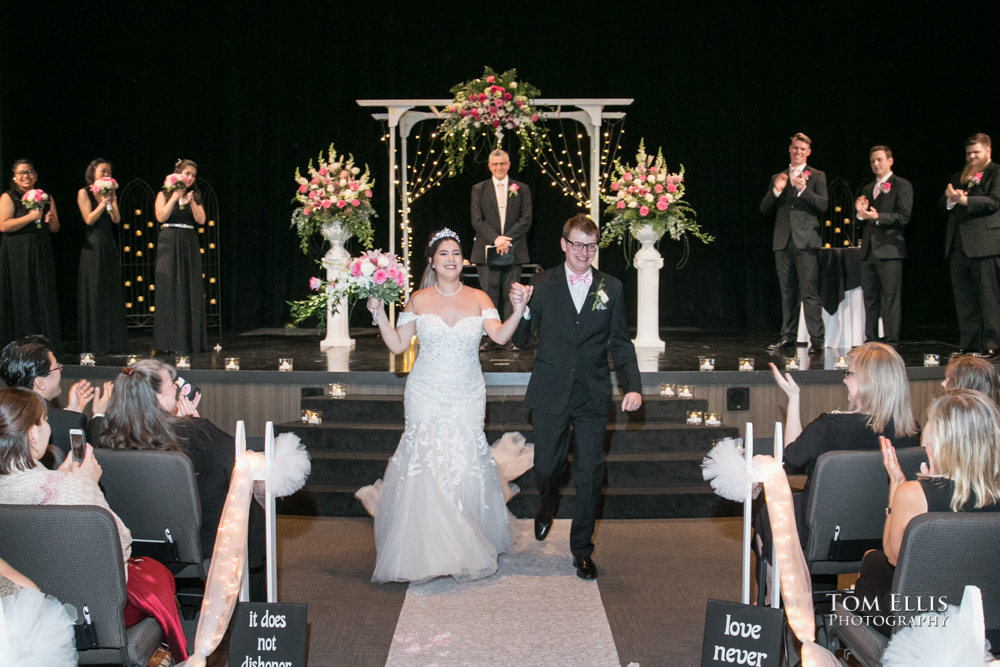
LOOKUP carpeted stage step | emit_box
[279,391,741,520]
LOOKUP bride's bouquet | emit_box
[289,250,407,330]
[90,177,118,212]
[163,173,193,208]
[21,189,49,228]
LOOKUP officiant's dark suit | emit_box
[942,135,1000,354]
[858,162,912,346]
[760,134,828,350]
[471,151,532,321]
[512,218,641,573]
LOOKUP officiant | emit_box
[471,149,532,349]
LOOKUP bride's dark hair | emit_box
[420,229,461,289]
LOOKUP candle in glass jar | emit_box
[924,354,940,367]
[833,356,848,370]
[686,411,703,425]
[225,357,240,371]
[127,355,142,365]
[705,412,721,426]
[175,356,191,370]
[785,357,800,371]
[278,358,294,372]
[739,357,754,372]
[678,385,693,399]
[659,383,676,398]
[79,353,95,367]
[698,357,715,372]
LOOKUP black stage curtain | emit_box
[1,2,996,340]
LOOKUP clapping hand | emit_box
[879,436,906,489]
[773,173,788,193]
[855,195,869,215]
[92,381,113,415]
[66,380,95,413]
[181,191,194,206]
[945,183,967,206]
[790,172,807,192]
[769,362,800,398]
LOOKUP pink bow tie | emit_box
[569,273,592,286]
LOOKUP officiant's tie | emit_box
[496,182,507,233]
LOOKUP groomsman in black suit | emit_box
[511,215,642,580]
[0,336,109,459]
[855,145,912,347]
[942,133,1000,357]
[471,149,532,348]
[760,133,829,352]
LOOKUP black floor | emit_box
[58,327,962,373]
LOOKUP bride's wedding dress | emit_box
[356,308,533,584]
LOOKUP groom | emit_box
[511,214,642,580]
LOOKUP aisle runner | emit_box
[385,519,621,667]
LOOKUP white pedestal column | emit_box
[320,221,355,349]
[631,224,665,351]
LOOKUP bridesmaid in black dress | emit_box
[153,159,207,353]
[77,158,129,354]
[0,159,62,352]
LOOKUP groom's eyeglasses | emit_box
[564,239,598,253]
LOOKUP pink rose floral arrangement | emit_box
[291,144,376,253]
[90,177,118,212]
[21,189,49,228]
[162,173,194,208]
[289,250,407,331]
[438,67,549,175]
[599,139,712,266]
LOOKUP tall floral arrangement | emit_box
[291,144,376,253]
[599,140,712,266]
[438,67,548,175]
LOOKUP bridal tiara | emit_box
[430,228,460,246]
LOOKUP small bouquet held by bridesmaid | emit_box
[289,250,407,330]
[21,189,49,229]
[90,177,118,212]
[163,173,193,208]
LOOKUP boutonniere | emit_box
[508,183,519,198]
[881,181,891,193]
[590,279,608,311]
[801,169,811,182]
[970,172,983,187]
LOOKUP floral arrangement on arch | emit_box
[288,250,407,331]
[291,144,376,254]
[599,139,713,265]
[438,67,548,175]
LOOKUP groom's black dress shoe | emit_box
[534,512,553,541]
[573,555,598,580]
[767,339,795,351]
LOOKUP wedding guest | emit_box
[766,342,920,544]
[941,133,1000,358]
[0,386,188,660]
[761,133,828,353]
[855,146,912,348]
[153,159,207,354]
[941,354,1000,404]
[98,359,266,599]
[854,389,1000,636]
[0,159,62,352]
[0,335,110,459]
[77,158,129,355]
[471,149,532,348]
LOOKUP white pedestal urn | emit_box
[631,223,666,351]
[319,221,355,349]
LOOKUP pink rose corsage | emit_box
[802,170,811,182]
[882,182,891,193]
[508,183,519,197]
[970,172,984,186]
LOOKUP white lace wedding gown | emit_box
[357,308,532,584]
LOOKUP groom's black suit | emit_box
[512,264,641,558]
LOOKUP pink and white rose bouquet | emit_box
[289,250,407,330]
[90,177,118,212]
[291,144,376,253]
[599,139,712,265]
[438,67,549,175]
[21,189,49,228]
[163,173,194,208]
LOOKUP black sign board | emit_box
[229,602,307,667]
[700,600,784,667]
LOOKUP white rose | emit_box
[327,184,335,193]
[645,193,654,202]
[339,179,347,186]
[666,194,674,203]
[627,201,638,208]
[597,289,608,302]
[361,261,376,276]
[510,81,518,89]
[351,167,360,175]
[657,173,666,182]
[497,108,506,117]
[377,255,389,268]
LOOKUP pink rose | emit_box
[303,207,312,216]
[485,75,495,83]
[351,199,360,207]
[336,200,347,209]
[469,93,475,101]
[349,261,363,277]
[654,184,663,193]
[459,108,468,117]
[365,190,372,197]
[610,182,620,191]
[372,269,388,285]
[298,184,308,194]
[667,183,677,193]
[510,183,519,192]
[504,93,511,101]
[349,182,359,191]
[321,200,332,209]
[616,200,625,209]
[386,267,401,282]
[478,93,487,103]
[318,168,327,176]
[309,277,322,291]
[515,100,523,107]
[309,178,318,185]
[492,119,500,128]
[802,170,811,179]
[656,201,668,211]
[882,182,891,192]
[531,114,538,123]
[649,166,658,175]
[639,206,649,216]
[624,172,633,181]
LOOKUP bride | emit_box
[360,228,533,584]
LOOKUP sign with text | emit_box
[229,602,307,667]
[700,600,783,667]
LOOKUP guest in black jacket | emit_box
[0,335,109,460]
